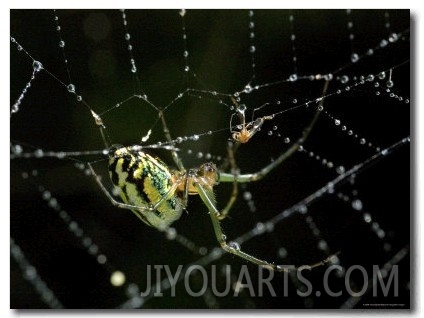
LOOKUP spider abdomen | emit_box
[108,146,183,228]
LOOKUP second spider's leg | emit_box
[219,80,330,184]
[158,110,185,171]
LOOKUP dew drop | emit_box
[228,241,241,251]
[17,45,23,51]
[386,80,394,88]
[124,33,131,40]
[166,227,177,240]
[268,131,273,136]
[350,53,359,63]
[32,60,43,72]
[249,45,256,53]
[284,137,290,144]
[336,165,345,175]
[298,205,308,214]
[388,32,398,43]
[334,119,341,126]
[317,105,323,111]
[380,39,388,47]
[340,75,349,84]
[184,66,190,72]
[366,74,374,82]
[360,138,366,145]
[292,98,298,104]
[364,213,372,223]
[192,134,199,141]
[131,65,137,73]
[243,191,252,201]
[34,149,44,158]
[367,48,374,55]
[318,240,328,251]
[59,40,65,48]
[289,74,298,82]
[352,199,363,211]
[67,84,76,93]
[179,9,186,17]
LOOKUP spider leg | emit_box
[195,177,337,272]
[158,109,185,171]
[219,80,330,184]
[87,162,184,225]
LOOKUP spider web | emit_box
[10,9,410,309]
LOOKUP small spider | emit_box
[230,100,273,144]
[88,82,331,272]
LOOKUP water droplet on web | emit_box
[183,50,189,57]
[292,98,298,104]
[76,95,82,102]
[221,234,227,241]
[268,131,273,136]
[318,105,323,111]
[67,84,76,93]
[166,227,177,240]
[228,241,241,251]
[350,53,359,63]
[298,205,308,214]
[340,75,349,84]
[318,240,328,251]
[34,149,44,158]
[124,33,131,40]
[386,80,394,88]
[352,199,363,211]
[363,213,372,223]
[289,74,298,82]
[388,32,399,42]
[59,40,65,48]
[284,137,290,144]
[380,39,388,47]
[367,74,374,82]
[179,9,186,17]
[249,21,255,29]
[273,125,278,131]
[184,66,190,72]
[360,138,366,144]
[192,134,199,141]
[32,61,43,72]
[243,191,252,201]
[131,65,137,73]
[17,45,23,51]
[334,119,341,126]
[249,45,256,53]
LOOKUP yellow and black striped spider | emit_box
[88,81,331,272]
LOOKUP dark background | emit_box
[11,9,410,309]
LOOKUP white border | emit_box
[4,1,420,318]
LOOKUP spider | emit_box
[230,99,274,144]
[88,81,331,272]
